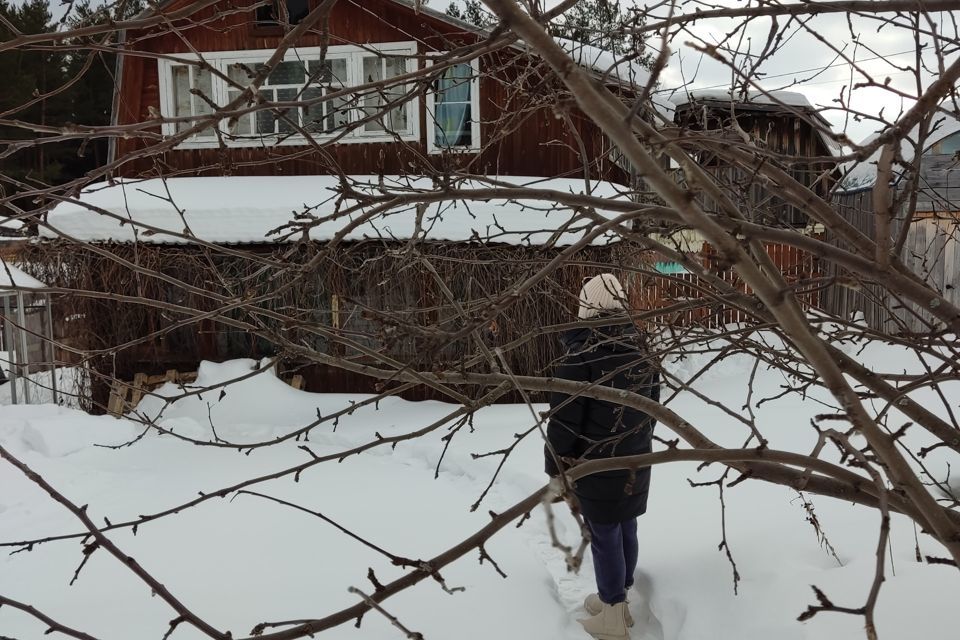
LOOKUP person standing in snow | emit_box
[545,273,660,640]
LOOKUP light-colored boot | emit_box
[578,600,630,640]
[584,593,634,627]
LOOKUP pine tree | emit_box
[444,0,647,59]
[445,0,494,27]
[551,0,638,56]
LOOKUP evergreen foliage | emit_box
[443,0,648,59]
[0,0,142,218]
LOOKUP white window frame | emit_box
[425,56,481,154]
[157,42,419,149]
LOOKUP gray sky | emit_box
[642,1,956,145]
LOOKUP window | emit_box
[931,131,960,155]
[168,64,215,139]
[157,43,417,148]
[426,59,481,153]
[360,56,409,134]
[256,0,310,26]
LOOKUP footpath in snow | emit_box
[1,340,959,640]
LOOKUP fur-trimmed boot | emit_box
[584,594,634,627]
[578,600,630,640]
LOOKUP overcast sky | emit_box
[642,2,957,145]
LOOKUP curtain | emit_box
[435,63,472,147]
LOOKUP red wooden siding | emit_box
[112,0,628,184]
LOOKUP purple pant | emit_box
[586,517,639,605]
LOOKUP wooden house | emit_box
[34,0,653,408]
[636,90,840,326]
[672,89,840,226]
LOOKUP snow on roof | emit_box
[42,176,633,247]
[671,89,816,110]
[840,106,960,190]
[1,217,23,231]
[555,38,651,88]
[0,263,46,291]
[670,88,842,157]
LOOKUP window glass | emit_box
[194,67,213,117]
[256,0,310,26]
[164,45,416,144]
[226,64,254,135]
[266,61,306,85]
[384,57,408,131]
[171,65,214,137]
[275,87,298,133]
[360,55,409,134]
[306,58,350,133]
[433,63,473,147]
[172,65,191,132]
[932,132,960,155]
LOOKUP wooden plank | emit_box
[128,372,149,409]
[107,380,128,417]
[928,219,948,294]
[288,374,305,391]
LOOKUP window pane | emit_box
[256,0,309,25]
[436,63,472,104]
[308,58,347,85]
[171,65,191,132]
[384,57,408,132]
[362,56,383,84]
[934,132,960,155]
[194,67,215,138]
[285,0,309,23]
[194,67,213,113]
[302,87,324,132]
[266,61,305,85]
[385,56,406,79]
[227,89,252,135]
[434,103,471,147]
[229,63,253,84]
[276,87,298,133]
[361,57,384,132]
[256,89,277,134]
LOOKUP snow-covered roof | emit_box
[42,176,633,247]
[0,217,23,232]
[840,106,960,190]
[556,38,651,88]
[0,263,46,291]
[670,89,842,157]
[671,89,816,110]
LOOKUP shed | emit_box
[828,104,960,332]
[0,263,58,405]
[34,175,643,406]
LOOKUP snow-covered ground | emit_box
[1,338,959,640]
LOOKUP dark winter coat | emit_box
[544,324,660,524]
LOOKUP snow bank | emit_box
[0,263,45,290]
[133,358,375,441]
[42,176,632,247]
[2,337,959,640]
[0,367,87,408]
[0,405,139,458]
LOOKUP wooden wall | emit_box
[675,104,837,226]
[112,0,626,184]
[826,186,960,333]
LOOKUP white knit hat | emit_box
[577,273,627,319]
